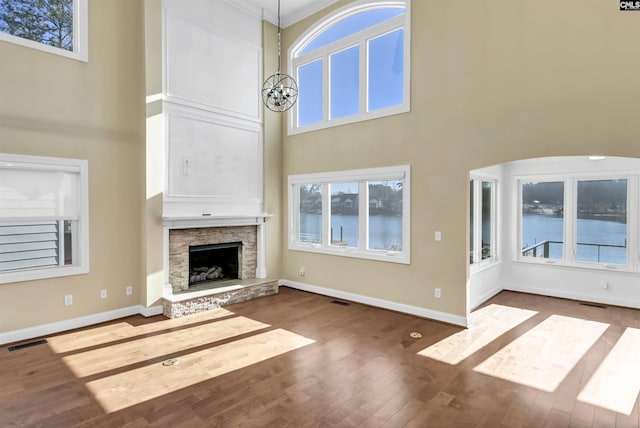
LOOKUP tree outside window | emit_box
[0,0,73,51]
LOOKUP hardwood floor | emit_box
[1,288,639,427]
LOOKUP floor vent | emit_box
[580,302,607,309]
[331,300,350,306]
[8,339,48,352]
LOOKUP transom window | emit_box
[0,0,88,61]
[289,0,410,134]
[289,165,410,264]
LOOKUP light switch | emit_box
[435,231,442,241]
[183,158,190,176]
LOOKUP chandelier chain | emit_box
[277,0,281,74]
[261,0,298,112]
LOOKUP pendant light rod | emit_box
[261,0,298,112]
[276,0,282,74]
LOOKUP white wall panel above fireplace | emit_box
[166,111,262,201]
[160,0,266,235]
[163,3,262,122]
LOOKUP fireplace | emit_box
[162,219,277,317]
[189,241,242,287]
[167,225,259,293]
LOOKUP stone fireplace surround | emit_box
[169,226,256,293]
[161,216,277,318]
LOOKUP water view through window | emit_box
[298,184,322,243]
[368,181,403,251]
[521,179,627,265]
[576,179,627,265]
[298,181,403,251]
[521,181,565,260]
[330,182,359,248]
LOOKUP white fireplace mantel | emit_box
[162,213,272,229]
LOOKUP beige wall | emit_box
[144,0,165,307]
[0,0,146,332]
[263,22,284,279]
[281,0,640,317]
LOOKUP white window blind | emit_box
[0,164,80,220]
[0,221,60,271]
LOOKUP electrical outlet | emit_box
[64,295,73,306]
[100,289,108,299]
[126,286,133,295]
[435,231,442,241]
[434,288,441,299]
[299,266,305,277]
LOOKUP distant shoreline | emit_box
[524,212,626,224]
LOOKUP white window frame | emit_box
[288,0,411,135]
[0,153,89,284]
[470,175,498,269]
[516,172,639,272]
[517,176,567,265]
[288,165,410,264]
[0,0,88,62]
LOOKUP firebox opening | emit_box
[189,241,242,287]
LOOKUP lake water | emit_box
[522,214,626,264]
[302,212,627,264]
[300,213,402,250]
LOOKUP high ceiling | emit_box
[240,0,341,28]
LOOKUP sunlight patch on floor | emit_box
[85,328,315,412]
[577,327,640,415]
[473,315,609,392]
[417,304,537,365]
[48,308,236,353]
[62,315,270,377]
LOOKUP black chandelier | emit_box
[261,0,298,112]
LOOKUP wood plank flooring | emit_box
[1,288,639,427]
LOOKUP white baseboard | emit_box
[279,279,470,327]
[0,304,164,346]
[504,284,640,310]
[139,304,165,317]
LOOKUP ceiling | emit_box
[240,0,342,28]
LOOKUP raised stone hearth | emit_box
[162,278,278,318]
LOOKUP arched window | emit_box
[288,0,410,134]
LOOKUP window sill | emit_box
[470,259,501,275]
[0,265,89,285]
[289,243,410,264]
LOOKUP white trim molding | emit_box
[0,305,164,346]
[279,279,470,327]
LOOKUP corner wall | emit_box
[0,0,146,332]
